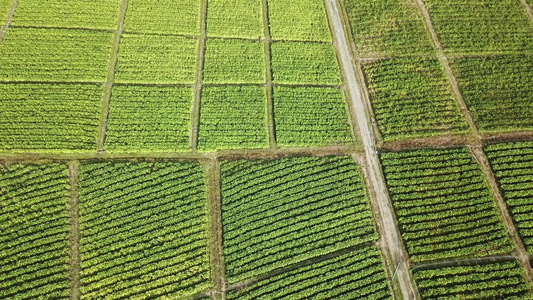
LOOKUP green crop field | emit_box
[1,0,533,298]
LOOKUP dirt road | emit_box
[324,1,416,298]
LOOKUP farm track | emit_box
[261,0,276,149]
[67,161,81,300]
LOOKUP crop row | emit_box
[227,245,392,299]
[381,147,512,262]
[0,163,70,299]
[412,259,532,299]
[221,156,377,283]
[362,57,468,141]
[485,141,533,252]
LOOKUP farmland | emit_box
[1,0,533,299]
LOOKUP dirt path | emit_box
[324,1,416,299]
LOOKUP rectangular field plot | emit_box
[380,148,513,263]
[345,0,434,56]
[11,0,120,29]
[114,34,198,84]
[124,0,201,35]
[78,161,210,299]
[362,58,468,141]
[227,246,391,299]
[206,0,263,39]
[268,0,331,42]
[486,142,533,252]
[220,156,377,283]
[424,0,533,55]
[203,38,264,84]
[105,86,192,152]
[0,84,102,152]
[271,41,341,85]
[0,163,70,299]
[412,259,532,299]
[449,56,533,132]
[198,86,268,151]
[273,86,354,147]
[0,28,112,82]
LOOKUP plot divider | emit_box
[261,0,276,149]
[97,0,129,153]
[0,0,19,44]
[67,161,81,300]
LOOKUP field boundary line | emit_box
[0,0,18,44]
[96,0,129,152]
[470,146,533,284]
[519,0,533,22]
[324,1,416,299]
[261,0,276,149]
[414,0,480,142]
[189,0,208,151]
[67,161,81,300]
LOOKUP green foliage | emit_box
[273,86,354,147]
[206,0,263,38]
[271,41,341,85]
[221,156,376,283]
[425,0,533,55]
[381,148,513,263]
[0,0,11,22]
[450,55,533,132]
[78,161,210,299]
[413,260,533,299]
[0,28,112,82]
[268,0,331,42]
[486,141,533,252]
[198,86,268,151]
[105,86,192,152]
[0,163,70,299]
[114,34,198,84]
[203,38,264,84]
[362,58,468,141]
[227,246,391,299]
[124,0,201,35]
[11,0,120,29]
[345,0,434,56]
[0,83,102,152]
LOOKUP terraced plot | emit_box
[486,141,533,252]
[206,0,263,38]
[221,156,376,283]
[0,83,103,152]
[78,161,210,299]
[227,246,391,299]
[0,163,70,299]
[381,148,513,262]
[362,57,468,141]
[345,0,434,56]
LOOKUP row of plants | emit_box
[220,156,377,283]
[78,161,211,299]
[0,163,70,299]
[381,147,513,262]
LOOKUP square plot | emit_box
[124,0,201,35]
[0,83,103,152]
[227,246,391,299]
[198,85,268,151]
[79,161,211,299]
[380,148,513,263]
[0,163,70,299]
[0,28,112,82]
[221,156,377,283]
[268,0,331,42]
[425,0,533,55]
[206,0,263,39]
[450,56,533,132]
[114,34,198,84]
[345,0,434,56]
[203,38,265,84]
[11,0,120,29]
[362,57,468,141]
[105,85,193,152]
[271,41,341,85]
[273,86,354,147]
